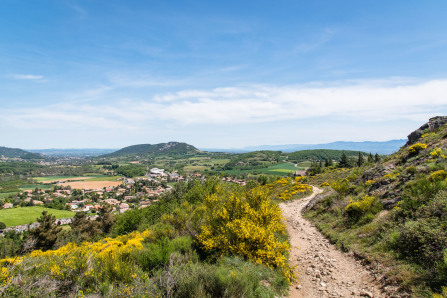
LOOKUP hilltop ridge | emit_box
[0,146,43,159]
[103,141,201,158]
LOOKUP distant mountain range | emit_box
[102,142,200,158]
[0,146,43,159]
[29,148,117,157]
[5,139,406,160]
[203,140,406,155]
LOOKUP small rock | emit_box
[360,290,373,297]
[320,281,327,287]
[295,284,302,290]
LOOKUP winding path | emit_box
[280,187,384,298]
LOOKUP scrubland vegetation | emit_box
[0,176,312,297]
[304,122,447,296]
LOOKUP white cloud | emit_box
[1,78,446,137]
[143,79,447,124]
[9,74,46,82]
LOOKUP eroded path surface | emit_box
[280,187,384,298]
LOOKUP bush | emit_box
[331,179,350,197]
[344,195,382,223]
[0,222,6,230]
[134,236,192,272]
[429,170,447,182]
[171,257,287,298]
[408,143,427,155]
[392,219,447,269]
[195,186,294,281]
[437,249,447,288]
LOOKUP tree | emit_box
[367,153,374,163]
[357,152,364,167]
[29,211,62,251]
[70,212,101,241]
[338,152,350,168]
[374,153,381,163]
[324,157,333,167]
[96,204,116,234]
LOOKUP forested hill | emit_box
[103,141,200,157]
[0,146,42,159]
[287,149,368,163]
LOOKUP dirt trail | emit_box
[280,187,384,298]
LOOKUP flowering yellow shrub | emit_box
[320,182,330,187]
[344,195,381,221]
[409,143,427,154]
[422,132,435,138]
[266,177,311,201]
[331,179,350,196]
[364,180,375,186]
[431,148,447,159]
[0,230,150,290]
[196,186,295,282]
[428,170,447,182]
[383,173,399,181]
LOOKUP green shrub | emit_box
[392,219,447,269]
[134,236,193,272]
[344,195,382,223]
[437,249,447,287]
[172,257,286,297]
[405,166,417,174]
[331,179,350,197]
[429,170,447,182]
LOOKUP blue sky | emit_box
[1,0,446,149]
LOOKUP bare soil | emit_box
[280,187,385,298]
[64,180,122,190]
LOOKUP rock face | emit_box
[406,116,447,146]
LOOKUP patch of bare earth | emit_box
[64,181,122,190]
[280,187,385,298]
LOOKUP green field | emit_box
[258,163,299,175]
[0,192,19,199]
[86,175,121,181]
[33,176,80,182]
[0,207,75,227]
[19,184,52,191]
[221,162,300,176]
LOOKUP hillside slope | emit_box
[305,116,447,296]
[0,146,42,159]
[104,141,200,157]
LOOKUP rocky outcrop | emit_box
[406,116,447,146]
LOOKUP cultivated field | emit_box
[0,206,75,227]
[33,176,83,183]
[64,180,122,190]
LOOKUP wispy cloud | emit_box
[294,28,335,53]
[1,78,446,139]
[8,74,47,82]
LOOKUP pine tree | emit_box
[325,157,333,167]
[338,152,350,168]
[357,152,364,167]
[29,211,62,251]
[374,153,380,163]
[367,153,374,163]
